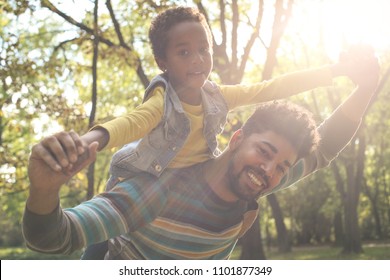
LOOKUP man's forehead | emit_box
[249,131,298,166]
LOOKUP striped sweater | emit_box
[22,108,361,259]
[23,165,258,259]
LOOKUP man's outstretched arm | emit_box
[268,50,379,195]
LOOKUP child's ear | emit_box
[229,129,244,151]
[156,57,167,72]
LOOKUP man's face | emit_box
[227,130,298,201]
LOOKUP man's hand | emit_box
[27,131,98,214]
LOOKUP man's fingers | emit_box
[58,130,83,163]
[39,134,71,170]
[65,141,98,175]
[31,142,63,172]
[32,131,88,173]
[69,130,85,156]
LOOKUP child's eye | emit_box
[178,50,189,56]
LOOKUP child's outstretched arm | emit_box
[88,86,165,150]
[37,84,165,171]
[80,127,109,151]
[221,44,377,110]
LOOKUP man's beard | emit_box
[226,154,268,202]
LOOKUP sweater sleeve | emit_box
[263,109,362,196]
[22,174,168,255]
[90,86,165,150]
[220,66,333,110]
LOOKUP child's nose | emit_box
[192,52,204,64]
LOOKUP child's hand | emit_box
[335,44,379,85]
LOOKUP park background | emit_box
[1,0,390,260]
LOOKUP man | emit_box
[23,51,379,259]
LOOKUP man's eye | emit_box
[277,165,286,174]
[258,148,268,157]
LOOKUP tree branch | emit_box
[231,0,239,72]
[105,0,128,49]
[40,0,150,88]
[197,1,230,83]
[238,0,264,81]
[40,0,114,47]
[218,0,227,49]
[262,0,293,80]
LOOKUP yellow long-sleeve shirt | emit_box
[93,66,333,168]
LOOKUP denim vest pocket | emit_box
[110,141,144,178]
[147,123,166,149]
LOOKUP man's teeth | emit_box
[248,170,263,187]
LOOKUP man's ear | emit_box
[229,129,244,151]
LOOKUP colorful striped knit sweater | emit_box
[23,166,257,259]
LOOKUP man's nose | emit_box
[261,161,276,179]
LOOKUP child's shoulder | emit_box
[143,74,167,102]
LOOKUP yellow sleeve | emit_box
[91,86,164,150]
[220,66,333,110]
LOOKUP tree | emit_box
[330,66,390,254]
[239,0,294,258]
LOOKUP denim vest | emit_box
[109,74,229,180]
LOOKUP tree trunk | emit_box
[86,0,99,200]
[342,175,363,254]
[239,216,266,259]
[86,162,96,200]
[365,179,383,239]
[341,130,366,254]
[239,0,293,259]
[372,202,383,239]
[333,211,344,246]
[267,194,291,252]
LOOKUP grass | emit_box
[0,247,83,260]
[231,241,390,260]
[267,244,390,260]
[2,242,390,260]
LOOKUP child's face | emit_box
[158,21,213,95]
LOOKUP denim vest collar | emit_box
[109,74,228,178]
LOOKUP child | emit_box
[78,6,353,188]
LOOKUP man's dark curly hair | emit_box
[241,101,321,160]
[149,7,212,66]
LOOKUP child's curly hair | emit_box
[149,7,212,66]
[242,101,321,160]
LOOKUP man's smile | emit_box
[247,168,268,193]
